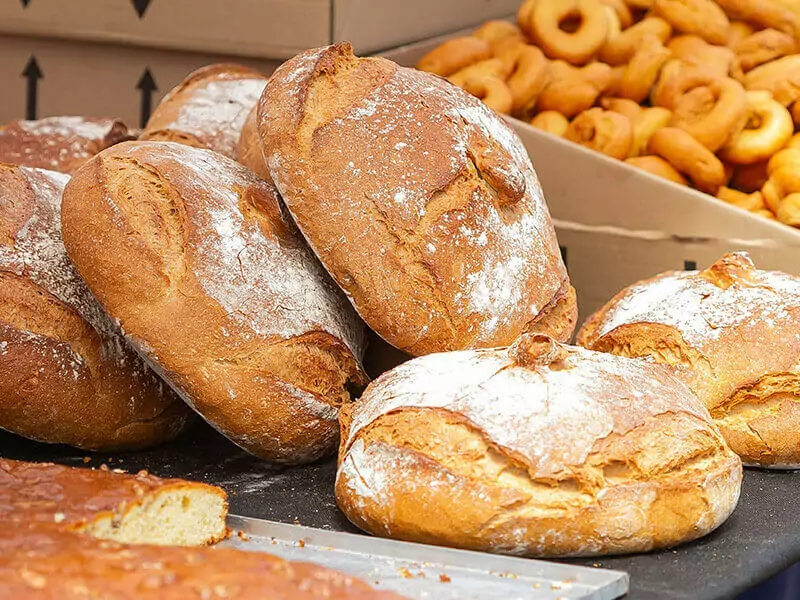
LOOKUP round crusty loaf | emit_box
[259,43,575,356]
[0,162,191,451]
[61,141,368,464]
[236,104,272,183]
[336,333,742,557]
[141,63,268,159]
[0,116,134,173]
[578,252,800,468]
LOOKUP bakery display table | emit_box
[1,423,797,600]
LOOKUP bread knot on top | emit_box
[509,333,569,368]
[697,252,757,289]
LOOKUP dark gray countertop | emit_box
[1,423,797,600]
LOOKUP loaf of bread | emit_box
[61,141,368,464]
[141,64,268,159]
[578,252,800,468]
[259,43,575,356]
[0,117,133,173]
[336,333,741,557]
[0,459,405,599]
[0,163,191,451]
[236,104,272,182]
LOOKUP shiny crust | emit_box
[0,163,190,451]
[0,117,133,174]
[578,252,800,467]
[336,334,742,557]
[258,43,573,356]
[60,141,368,464]
[0,459,403,599]
[141,63,268,159]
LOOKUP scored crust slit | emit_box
[578,252,800,468]
[258,42,575,356]
[60,141,368,465]
[335,333,742,557]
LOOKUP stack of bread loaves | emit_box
[416,0,800,226]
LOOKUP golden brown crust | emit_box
[259,43,573,356]
[578,252,800,467]
[336,334,741,556]
[61,141,367,464]
[0,117,133,174]
[141,63,268,159]
[0,163,191,451]
[0,459,404,599]
[236,104,273,182]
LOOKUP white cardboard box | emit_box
[0,0,519,60]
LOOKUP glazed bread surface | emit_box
[61,141,368,464]
[141,63,268,159]
[336,333,742,557]
[0,162,190,451]
[0,116,133,173]
[578,252,800,468]
[259,43,575,356]
[0,459,404,599]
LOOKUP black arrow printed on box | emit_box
[22,56,42,121]
[136,68,158,129]
[132,0,152,18]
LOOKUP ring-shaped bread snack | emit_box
[449,58,511,88]
[578,252,800,467]
[500,44,551,116]
[608,36,672,103]
[537,62,614,117]
[566,108,633,159]
[631,107,673,157]
[529,0,609,65]
[530,111,571,136]
[517,0,539,38]
[462,76,514,115]
[416,37,492,76]
[472,20,527,54]
[776,193,800,226]
[715,0,800,38]
[792,102,800,128]
[727,21,757,48]
[670,78,748,152]
[668,35,735,77]
[768,147,800,176]
[716,186,768,211]
[648,127,727,193]
[600,0,634,28]
[600,17,673,65]
[734,29,798,73]
[730,161,770,192]
[336,333,742,557]
[744,55,800,107]
[721,91,794,164]
[601,97,643,120]
[650,60,719,109]
[626,155,689,185]
[653,0,730,45]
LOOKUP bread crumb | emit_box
[398,568,413,579]
[439,574,451,583]
[82,457,91,464]
[297,539,306,548]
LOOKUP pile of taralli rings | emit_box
[416,0,800,227]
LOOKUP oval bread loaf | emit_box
[259,43,576,356]
[0,117,134,173]
[336,333,742,557]
[0,162,191,451]
[236,104,272,183]
[61,141,368,464]
[578,252,800,468]
[141,64,268,160]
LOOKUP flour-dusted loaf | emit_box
[578,252,800,468]
[61,141,368,464]
[236,104,272,182]
[0,163,191,451]
[336,334,741,557]
[0,117,134,173]
[0,459,405,599]
[141,64,268,159]
[259,43,575,356]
